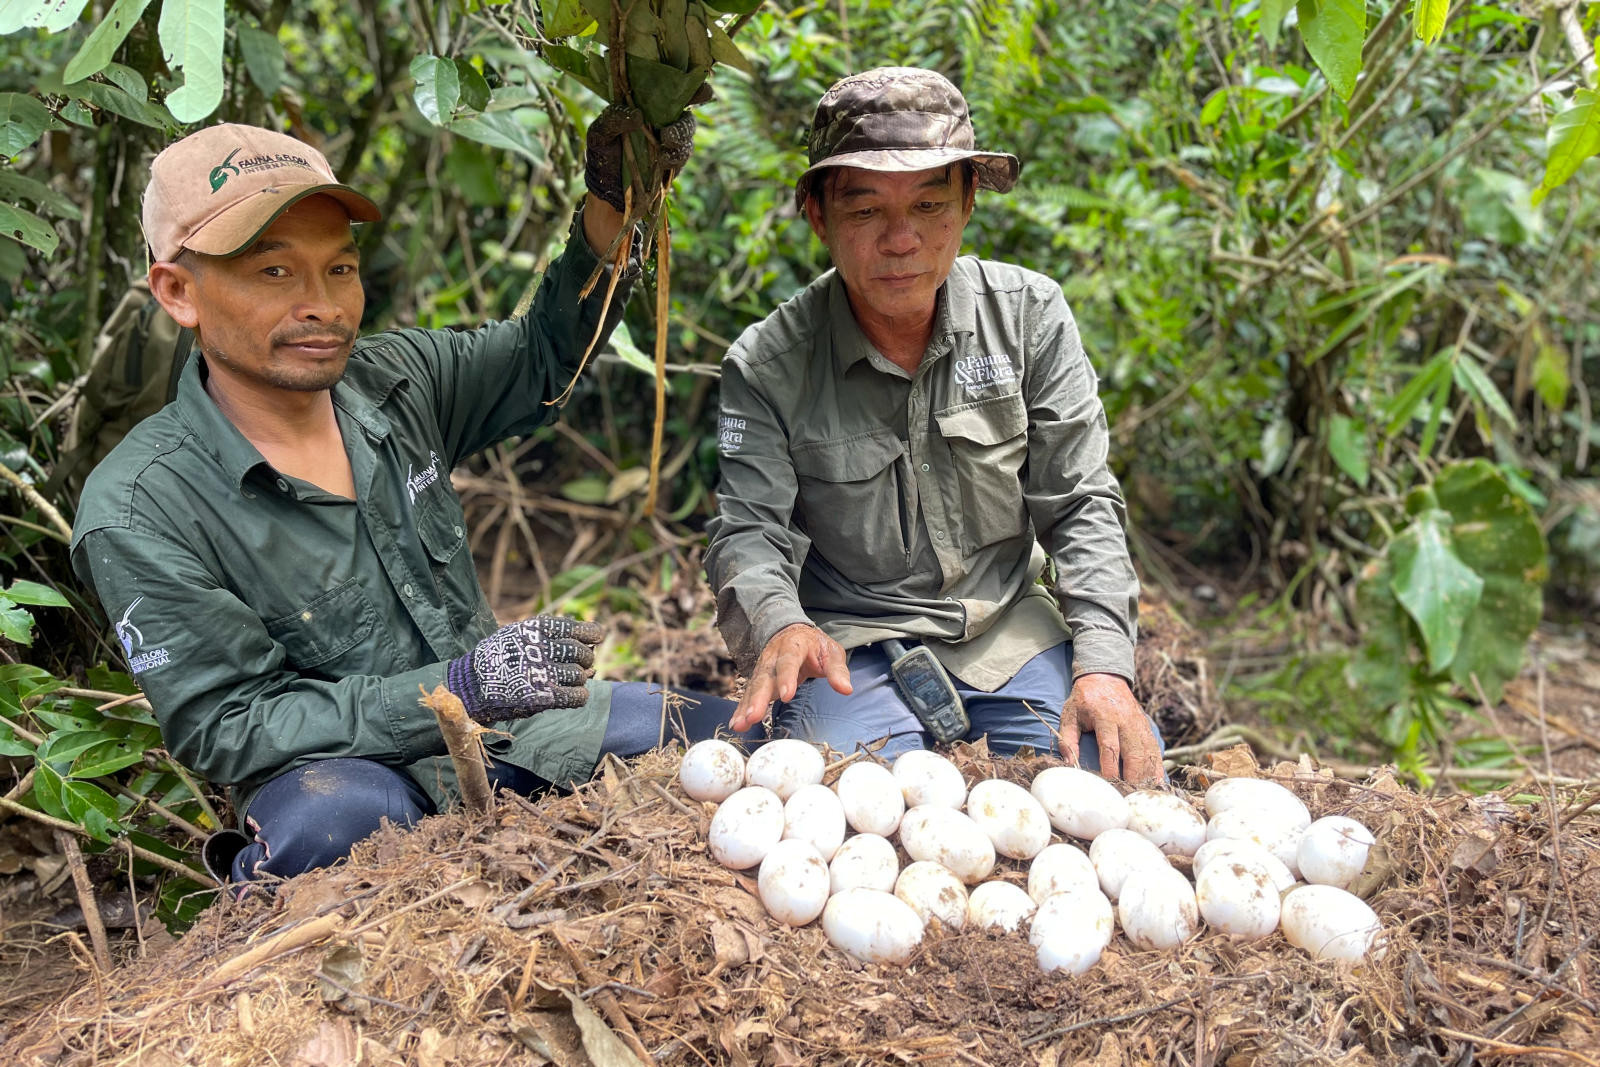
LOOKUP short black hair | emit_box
[805,160,976,211]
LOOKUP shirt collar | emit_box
[826,259,979,376]
[172,345,402,492]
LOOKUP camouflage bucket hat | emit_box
[795,66,1020,212]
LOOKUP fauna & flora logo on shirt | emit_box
[407,451,442,503]
[953,352,1017,392]
[116,596,172,675]
[718,416,746,454]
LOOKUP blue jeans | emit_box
[775,641,1163,770]
[227,682,743,883]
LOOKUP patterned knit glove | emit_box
[446,616,605,725]
[584,104,697,212]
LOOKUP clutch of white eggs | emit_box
[680,738,1383,973]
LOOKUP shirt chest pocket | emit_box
[791,431,911,585]
[264,577,381,677]
[934,394,1029,551]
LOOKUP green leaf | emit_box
[72,80,175,129]
[238,23,285,97]
[0,718,34,756]
[37,729,117,767]
[62,0,154,84]
[4,579,69,607]
[158,0,226,123]
[541,43,611,100]
[32,760,67,819]
[0,92,53,157]
[61,777,123,841]
[1417,359,1453,459]
[1200,89,1229,126]
[561,475,609,504]
[701,0,763,14]
[1532,89,1600,207]
[444,139,502,206]
[0,663,54,686]
[0,0,84,33]
[626,52,707,127]
[1296,0,1364,101]
[71,736,150,778]
[0,170,80,220]
[1306,265,1433,365]
[410,54,460,125]
[1383,348,1453,437]
[1411,0,1447,44]
[541,0,593,38]
[449,110,546,163]
[1531,339,1569,411]
[1452,356,1515,438]
[1327,414,1368,488]
[1259,0,1295,50]
[454,59,491,113]
[1349,556,1416,708]
[101,61,148,101]
[707,17,753,73]
[1388,507,1484,674]
[0,597,36,643]
[0,234,23,278]
[608,322,655,375]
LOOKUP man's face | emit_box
[157,195,364,395]
[805,165,975,332]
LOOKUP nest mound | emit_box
[6,746,1597,1067]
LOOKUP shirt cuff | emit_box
[1069,629,1136,686]
[380,663,454,763]
[751,599,817,658]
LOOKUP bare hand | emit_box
[730,623,853,731]
[1058,673,1163,785]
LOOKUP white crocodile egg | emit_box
[1117,866,1200,951]
[757,839,831,926]
[679,739,747,803]
[898,805,996,884]
[1204,777,1310,828]
[1206,809,1305,878]
[1124,790,1208,857]
[744,738,825,800]
[708,786,785,870]
[782,783,847,861]
[1030,766,1130,840]
[1028,843,1100,903]
[822,888,923,965]
[829,833,899,893]
[1029,887,1115,975]
[1195,859,1280,938]
[1279,884,1383,962]
[1088,827,1169,901]
[1297,816,1376,889]
[966,778,1053,860]
[967,881,1038,932]
[1192,838,1296,893]
[894,861,968,930]
[836,761,906,836]
[892,749,968,809]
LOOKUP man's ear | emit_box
[803,192,828,243]
[147,261,202,330]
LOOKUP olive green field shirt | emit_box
[71,222,630,816]
[704,258,1138,692]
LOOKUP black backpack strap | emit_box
[166,327,194,404]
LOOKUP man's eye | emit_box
[853,208,876,220]
[331,264,358,276]
[261,266,287,278]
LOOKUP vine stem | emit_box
[0,462,73,541]
[645,216,671,515]
[0,793,218,888]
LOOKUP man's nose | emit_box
[879,212,920,255]
[295,276,343,321]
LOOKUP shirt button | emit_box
[920,463,930,472]
[402,583,414,597]
[453,525,464,538]
[935,530,946,541]
[275,478,289,492]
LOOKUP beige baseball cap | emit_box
[142,123,381,262]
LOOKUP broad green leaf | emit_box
[1388,507,1483,673]
[37,729,116,766]
[1434,461,1547,702]
[1452,357,1515,437]
[1462,167,1542,245]
[701,0,763,14]
[71,736,151,778]
[4,579,70,607]
[0,718,32,755]
[60,777,123,841]
[1417,359,1453,458]
[1256,414,1292,478]
[1307,265,1433,364]
[707,18,753,73]
[541,43,610,100]
[73,81,174,129]
[626,52,707,127]
[0,597,35,643]
[0,92,52,157]
[62,0,153,83]
[1532,339,1569,411]
[1327,413,1368,488]
[1349,556,1416,708]
[411,54,460,125]
[1296,0,1364,101]
[561,475,609,504]
[101,61,148,101]
[158,0,226,123]
[453,59,491,112]
[1200,89,1229,126]
[608,322,655,375]
[0,0,79,33]
[0,170,80,220]
[0,663,54,686]
[1259,0,1295,50]
[444,139,502,206]
[450,111,545,163]
[541,0,593,38]
[1412,0,1447,44]
[1533,89,1600,206]
[1383,349,1452,437]
[32,760,67,819]
[238,23,285,96]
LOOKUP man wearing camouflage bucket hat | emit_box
[704,67,1163,783]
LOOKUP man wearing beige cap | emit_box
[71,116,752,886]
[704,68,1163,782]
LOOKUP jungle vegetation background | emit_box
[0,0,1597,924]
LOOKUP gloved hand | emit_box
[446,615,605,725]
[584,103,697,213]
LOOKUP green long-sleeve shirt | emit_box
[704,258,1138,692]
[71,221,631,815]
